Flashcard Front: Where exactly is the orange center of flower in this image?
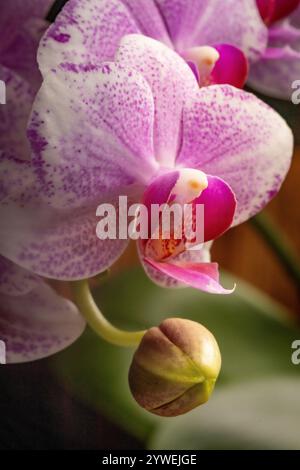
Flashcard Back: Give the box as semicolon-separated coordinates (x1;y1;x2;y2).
144;170;208;261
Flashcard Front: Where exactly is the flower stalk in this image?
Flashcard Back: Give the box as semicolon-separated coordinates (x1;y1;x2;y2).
70;279;146;347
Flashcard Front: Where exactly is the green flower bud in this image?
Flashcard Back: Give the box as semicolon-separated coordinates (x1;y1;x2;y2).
129;318;221;417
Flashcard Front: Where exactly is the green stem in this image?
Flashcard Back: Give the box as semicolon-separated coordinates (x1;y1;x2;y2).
251;213;300;288
71;279;146;347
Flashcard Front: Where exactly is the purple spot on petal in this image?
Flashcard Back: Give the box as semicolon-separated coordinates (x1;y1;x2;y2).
50;32;71;43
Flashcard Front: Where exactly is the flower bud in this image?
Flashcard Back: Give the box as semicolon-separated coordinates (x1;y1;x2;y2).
129;318;221;417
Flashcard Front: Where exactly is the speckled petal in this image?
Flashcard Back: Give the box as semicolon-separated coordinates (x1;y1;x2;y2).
155;0;268;61
138;241;212;288
144;258;234;294
116;35;198;167
28;61;158;209
38;0;140;75
120;0;172;45
0;61;152;279
1;133;132;280
0;282;85;363
177;85;293;225
0;256;40;296
0;197;130;280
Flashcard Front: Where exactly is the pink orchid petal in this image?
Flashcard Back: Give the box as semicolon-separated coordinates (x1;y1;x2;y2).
249;13;300;100
1;18;47;92
38;0;140;76
28;61;158;210
177;85;293;226
0;1;52;89
268;22;300;44
0;0;52;54
248;45;300;99
143;171;180;209
1;70;127;281
0;256;40;297
156;0;268;62
186;60;201;82
249;2;300;100
256;0;300;25
0;193;130;280
194;175;236;242
0;282;85;363
248;13;300;100
39;0;267;81
1;19;48;91
211;44;249;88
0;66;34;161
138;240;212;288
0;156;131;280
119;0;173;46
116;35;198;167
38;0;174;76
144;257;234;294
1;62;137;281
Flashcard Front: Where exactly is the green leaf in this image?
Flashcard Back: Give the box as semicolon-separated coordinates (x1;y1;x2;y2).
150;377;300;450
50;267;299;442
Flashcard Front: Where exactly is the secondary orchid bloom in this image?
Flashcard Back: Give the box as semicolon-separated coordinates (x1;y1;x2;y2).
0;36;293;294
0;3;86;364
38;0;258;89
0;256;85;363
0;1;55;159
249;0;300;98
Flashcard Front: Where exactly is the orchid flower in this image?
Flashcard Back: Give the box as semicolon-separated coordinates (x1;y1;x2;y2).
249;0;300;99
0;2;86;364
38;0;263;89
0;35;293;294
